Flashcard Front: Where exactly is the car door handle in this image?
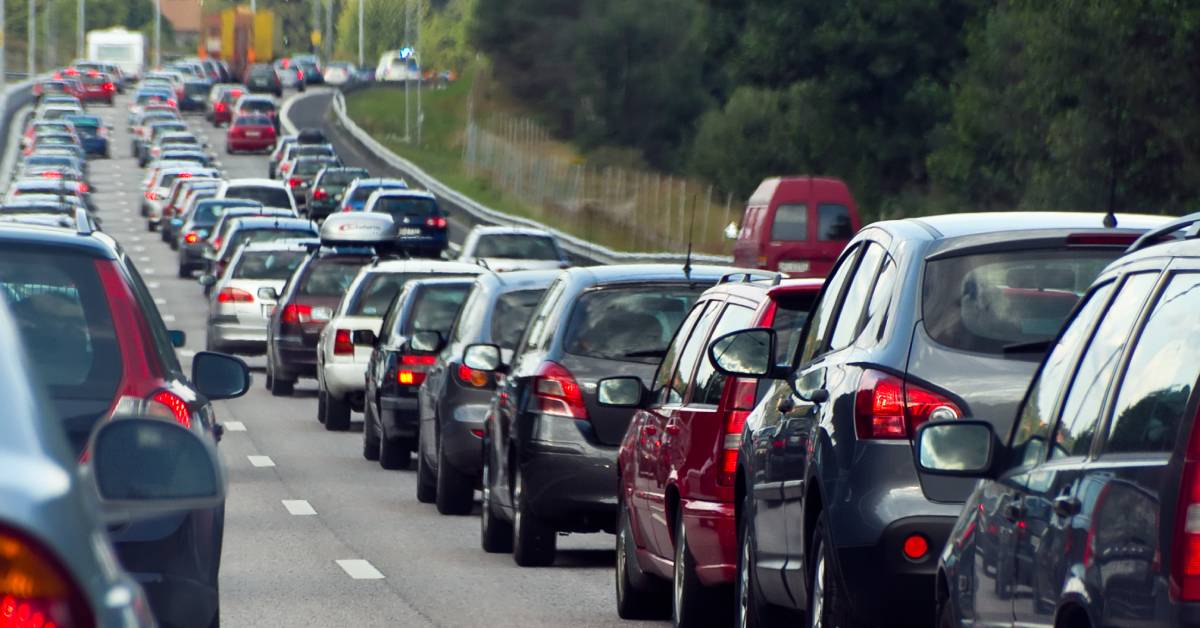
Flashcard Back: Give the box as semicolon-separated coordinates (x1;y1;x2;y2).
1054;496;1081;518
1003;503;1025;522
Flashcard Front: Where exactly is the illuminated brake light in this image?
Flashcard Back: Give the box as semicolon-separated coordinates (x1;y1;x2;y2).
853;370;961;440
333;330;354;356
397;354;436;386
151;390;192;428
534;361;587;419
424;216;448;229
902;534;930;560
145;191;160;201
457;363;490;388
217;287;254;303
76;183;88;194
280;304;330;325
0;525;95;628
288;177;302;188
184;232;200;244
40;171;62;179
313;188;328;200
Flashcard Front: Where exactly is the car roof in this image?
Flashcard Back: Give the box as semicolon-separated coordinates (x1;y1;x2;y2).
469;226;554;238
566;264;747;286
224;178;287;189
368;259;487;275
351;178;405;186
228;216;314;230
239;238;319;252
0;220;118;258
903;212;1171;240
371;189;435;200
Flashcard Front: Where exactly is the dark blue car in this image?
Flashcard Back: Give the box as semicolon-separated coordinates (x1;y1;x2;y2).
363;189;449;258
65;114;110;157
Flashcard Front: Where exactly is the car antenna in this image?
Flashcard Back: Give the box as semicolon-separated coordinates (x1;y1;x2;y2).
683;196;695;279
1103;211;1118;229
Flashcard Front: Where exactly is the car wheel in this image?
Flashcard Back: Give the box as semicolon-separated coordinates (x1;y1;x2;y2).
809;512;858;628
416;431;437;503
268;364;294;396
323;392;351;431
146;220;156;232
379;433;413;470
616;501;669;619
362;401;381;461
435;440;474;515
673;514;729;627
512;468;556;567
936;593;956;628
177;264;191;278
480;449;513;553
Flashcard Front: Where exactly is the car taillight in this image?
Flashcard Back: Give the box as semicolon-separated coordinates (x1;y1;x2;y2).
280;163;291;174
718;378;758;486
184;232;200;244
280;304;330;325
288;177;302;188
167;99;177;108
333;329;354;356
217;287;254;303
424;216;448;229
40;171;62;179
103;82;114;92
313;188;328;200
457;363;490;388
396;353;437;386
0;524;94;628
1171;411;1200;601
215;102;226;112
534;361;587;419
853;370;961;440
76;183;88;194
145;191;160;201
211;237;222;250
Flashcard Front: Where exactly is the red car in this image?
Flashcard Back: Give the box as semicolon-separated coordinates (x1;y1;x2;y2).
731;176;862;278
210;88;244;126
226;113;277;153
78;70;116;105
609;274;823;624
33;79;77;100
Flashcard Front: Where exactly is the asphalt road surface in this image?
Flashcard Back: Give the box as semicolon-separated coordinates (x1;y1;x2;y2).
85;89;655;628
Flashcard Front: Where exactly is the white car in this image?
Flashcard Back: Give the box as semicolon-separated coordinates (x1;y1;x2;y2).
206;239;316;355
457;225;570;271
315;259;486;428
375;50;420;82
217;178;299;215
323;62;356;86
143;167;219;230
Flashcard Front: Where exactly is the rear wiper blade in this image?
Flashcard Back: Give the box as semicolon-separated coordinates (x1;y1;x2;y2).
1002;339;1053;354
625;349;667;358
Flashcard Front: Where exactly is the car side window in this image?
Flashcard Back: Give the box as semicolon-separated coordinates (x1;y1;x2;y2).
1009;281;1114;468
522;278;566;353
377;290;405;346
1104;272;1200;455
1050;273;1157;460
692;304;757;407
796;244;860;365
828;243;885;351
652;301;710;403
855;257;898;348
666;303;720;405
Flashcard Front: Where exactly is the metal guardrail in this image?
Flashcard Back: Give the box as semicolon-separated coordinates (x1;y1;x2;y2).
0;76;48;194
321;89;734;266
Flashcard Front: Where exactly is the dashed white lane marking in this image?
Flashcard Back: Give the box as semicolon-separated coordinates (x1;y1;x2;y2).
282;500;317;516
336;559;385;580
147;282;160;288
247;455;275;467
224;421;246;432
178;349;195;358
133;245;145;251
130;236;142;241
139;256;151;262
154;297;166;304
143;268;156;275
162;314;176;322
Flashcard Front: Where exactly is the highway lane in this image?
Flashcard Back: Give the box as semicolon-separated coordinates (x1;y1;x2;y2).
85;90;653;628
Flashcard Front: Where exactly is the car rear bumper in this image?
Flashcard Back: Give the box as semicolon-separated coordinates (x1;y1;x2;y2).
276;342;318;377
81;138;108;154
228;138;275;152
380;394;419;439
179;244;205;267
521;440;619;534
681;498;737;586
322;361;366;397
440;403;489;477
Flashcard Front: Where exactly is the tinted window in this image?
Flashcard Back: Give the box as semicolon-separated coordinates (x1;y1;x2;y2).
320;170;368;187
474;235;560;260
666;303;720;404
236;115;271;126
798;245;859;363
829;244;885;351
185;83;209;96
693;304;757;406
371;196;438;221
653;303;711;396
923;249;1118;355
1009;282;1114;468
299;258;370;297
772;292;819;365
122;259;182;376
232;250;306;280
491;289;547;350
240;100;276;113
194;202;257;225
523;278;567;352
1051;273;1155;459
770;204;808;241
1105;272;1200;454
563;286;701;364
405;285;472;335
856;259;898;349
225;186;292;209
818;204;854;240
296;159;337;176
347;272;453;317
225;228;313;257
351;183;403;203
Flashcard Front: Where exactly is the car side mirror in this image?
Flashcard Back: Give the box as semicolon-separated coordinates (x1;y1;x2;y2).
168;329;187;348
597;377;646;408
352;329;377;347
914;420;997;477
708;328;776;378
257;286;278;301
199;274;217;287
191;351;250;400
463;343;504;373
88;416;225;524
410;330;443;353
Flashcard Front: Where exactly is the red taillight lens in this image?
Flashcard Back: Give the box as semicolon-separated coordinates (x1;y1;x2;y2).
211;237;222;250
145;191;160;201
853;370;961;440
40;171;62;179
1171;412;1200;601
280;163;291;174
280;303;330;325
217;287;254;303
334;329;354;356
167;99;177;108
313;188;328;200
534;361;587;419
902;534;929;560
151;390;192;429
457;363;490;388
424;216;448;229
214;102;226;112
718;378;758;486
103;82;114;92
184;232;200;244
0;525;94;628
288;177;302;188
76;183;88;194
396;354;436;386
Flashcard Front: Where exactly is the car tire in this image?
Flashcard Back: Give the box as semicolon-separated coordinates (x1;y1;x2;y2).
268;362;294;396
379;433;413;470
416;432;437;503
323;391;351;431
177;264;191;278
936;594;956;628
672;514;730;627
146;220;156;232
480;448;514;553
512;468;556;567
363;400;381;461
809;512;859;628
616;502;669;619
436;440;474;515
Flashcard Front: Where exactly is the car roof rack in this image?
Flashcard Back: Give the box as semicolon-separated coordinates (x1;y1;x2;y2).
718;271;781;285
1126;211;1200;254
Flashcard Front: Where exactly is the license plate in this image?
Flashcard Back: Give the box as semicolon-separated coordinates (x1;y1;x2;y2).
398;227;421;237
779;261;811;273
246;131;261;138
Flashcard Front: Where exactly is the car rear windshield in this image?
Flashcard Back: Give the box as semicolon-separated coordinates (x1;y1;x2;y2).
319;170;367;187
296;159;337;176
226;228;314;257
350;184;402;203
300;257;371;297
371;196;438;221
563;286;702;363
233;250;306;280
923;249;1120;355
290;146;334;160
491;289;546;350
474;235;559;260
225;185;291;208
404;284;472;335
185;83;210;96
347;272;447;317
236;115;271;127
195;202;258;224
0;248;121;400
240;100;276;113
162;135;198;145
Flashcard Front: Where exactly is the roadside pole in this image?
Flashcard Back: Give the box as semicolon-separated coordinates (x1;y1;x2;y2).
27;0;36;77
77;0;85;60
154;0;161;68
358;0;364;67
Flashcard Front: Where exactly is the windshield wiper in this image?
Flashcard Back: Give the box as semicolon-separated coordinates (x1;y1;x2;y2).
625;349;667;358
1002;339;1053;354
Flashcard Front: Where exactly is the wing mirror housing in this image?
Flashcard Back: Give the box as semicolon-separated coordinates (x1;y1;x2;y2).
409;330;444;354
463;343;506;374
914;420;999;478
198;273;217;287
257;286;279;301
191;351;251;400
708;328;778;378
597;376;647;408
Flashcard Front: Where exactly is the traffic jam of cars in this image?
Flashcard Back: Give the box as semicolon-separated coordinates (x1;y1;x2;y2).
2;56;1199;628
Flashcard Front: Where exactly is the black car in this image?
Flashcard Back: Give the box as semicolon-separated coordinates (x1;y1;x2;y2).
920;213;1200;627
0;215;250;628
244;63;283;97
181;79;214;112
363;275;481;459
415;270;557;512
306;166;370;220
705;212;1171;627
469;264;736;565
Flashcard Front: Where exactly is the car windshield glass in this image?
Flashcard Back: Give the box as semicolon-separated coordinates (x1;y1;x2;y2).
300;257;370;296
491;289;547;350
233;250;306;280
404;284;472;335
923;249;1120;355
225;186;291;208
240;100;275;113
372;196;437;221
347;272;444;317
236;115;272;127
474;235;559;260
227;228;314;256
350;184;400;203
185;83;209;96
563;286;702;363
320;170;367;187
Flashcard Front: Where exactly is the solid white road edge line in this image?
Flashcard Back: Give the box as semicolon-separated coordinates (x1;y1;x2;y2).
335;559;385;580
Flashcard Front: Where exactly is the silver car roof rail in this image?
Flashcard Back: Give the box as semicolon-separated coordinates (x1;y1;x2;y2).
1126;211;1200;254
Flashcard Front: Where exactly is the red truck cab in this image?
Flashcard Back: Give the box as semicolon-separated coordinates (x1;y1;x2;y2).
730;176;860;277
